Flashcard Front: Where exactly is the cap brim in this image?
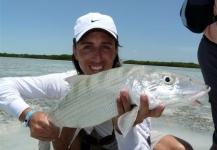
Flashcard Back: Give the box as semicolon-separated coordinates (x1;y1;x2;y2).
75;27;117;42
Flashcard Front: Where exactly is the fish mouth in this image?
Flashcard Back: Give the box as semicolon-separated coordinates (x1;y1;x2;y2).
189;87;211;101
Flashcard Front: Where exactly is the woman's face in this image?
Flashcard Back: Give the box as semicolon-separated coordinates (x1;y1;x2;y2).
73;30;118;75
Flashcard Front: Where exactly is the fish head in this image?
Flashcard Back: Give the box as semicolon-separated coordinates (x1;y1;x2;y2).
145;72;210;107
137;70;210;109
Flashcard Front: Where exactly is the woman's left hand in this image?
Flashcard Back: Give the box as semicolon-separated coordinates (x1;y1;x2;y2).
113;89;165;133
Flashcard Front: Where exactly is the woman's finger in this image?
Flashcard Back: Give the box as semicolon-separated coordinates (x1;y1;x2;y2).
119;89;131;112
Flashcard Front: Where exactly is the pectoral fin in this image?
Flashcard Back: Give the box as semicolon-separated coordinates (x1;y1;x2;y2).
84;126;93;134
117;106;139;137
192;99;202;106
68;128;81;148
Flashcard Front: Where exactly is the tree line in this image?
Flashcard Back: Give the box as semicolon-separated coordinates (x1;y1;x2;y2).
0;53;199;68
0;53;71;61
123;60;199;68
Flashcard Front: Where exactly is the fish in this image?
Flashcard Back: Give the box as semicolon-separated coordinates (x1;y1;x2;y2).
39;65;210;149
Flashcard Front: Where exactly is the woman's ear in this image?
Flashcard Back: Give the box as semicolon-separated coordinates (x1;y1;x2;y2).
73;46;77;60
115;47;118;56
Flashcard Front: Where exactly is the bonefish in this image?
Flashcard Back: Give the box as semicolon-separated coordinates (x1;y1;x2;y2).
39;65;210;149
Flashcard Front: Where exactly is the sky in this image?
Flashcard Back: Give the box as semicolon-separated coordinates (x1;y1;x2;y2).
1;0;203;64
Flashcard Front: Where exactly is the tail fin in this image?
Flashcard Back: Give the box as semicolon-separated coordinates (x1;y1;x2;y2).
38;141;50;150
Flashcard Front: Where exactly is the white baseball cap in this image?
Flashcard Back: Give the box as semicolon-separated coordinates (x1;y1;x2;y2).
74;12;118;42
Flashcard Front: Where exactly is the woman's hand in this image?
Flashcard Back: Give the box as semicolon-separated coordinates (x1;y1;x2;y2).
19;108;59;141
113;89;165;133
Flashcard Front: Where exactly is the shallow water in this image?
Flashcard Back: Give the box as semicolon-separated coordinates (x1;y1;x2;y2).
0;57;214;150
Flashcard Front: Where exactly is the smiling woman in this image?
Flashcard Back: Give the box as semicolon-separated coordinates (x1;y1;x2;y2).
72;12;122;75
0;12;193;150
73;30;118;75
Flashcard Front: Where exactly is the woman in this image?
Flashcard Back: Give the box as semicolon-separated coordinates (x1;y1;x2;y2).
0;12;192;150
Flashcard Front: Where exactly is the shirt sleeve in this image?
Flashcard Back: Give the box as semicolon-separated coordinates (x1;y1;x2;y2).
0;71;75;119
92;117;151;150
180;0;214;33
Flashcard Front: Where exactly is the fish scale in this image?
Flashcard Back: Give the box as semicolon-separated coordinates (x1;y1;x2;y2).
50;67;133;128
40;65;210;149
49;65;210;129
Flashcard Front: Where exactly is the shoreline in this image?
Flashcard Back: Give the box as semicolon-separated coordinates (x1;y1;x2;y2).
0;55;199;68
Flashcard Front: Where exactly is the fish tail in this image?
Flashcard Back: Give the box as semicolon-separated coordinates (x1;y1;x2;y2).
38;141;50;150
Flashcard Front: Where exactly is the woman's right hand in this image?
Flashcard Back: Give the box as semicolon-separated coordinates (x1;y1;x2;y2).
19;108;59;141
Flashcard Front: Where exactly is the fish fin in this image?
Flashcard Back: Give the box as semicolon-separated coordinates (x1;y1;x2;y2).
118;106;139;137
58;126;63;137
84;126;93;134
38;127;62;150
192;99;203;106
38;141;50;150
177;99;203;107
68;128;81;148
65;75;89;86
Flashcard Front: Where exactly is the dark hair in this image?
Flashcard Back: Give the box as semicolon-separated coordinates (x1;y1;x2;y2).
72;30;122;74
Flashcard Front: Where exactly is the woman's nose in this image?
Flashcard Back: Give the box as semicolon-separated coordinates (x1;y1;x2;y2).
92;49;102;62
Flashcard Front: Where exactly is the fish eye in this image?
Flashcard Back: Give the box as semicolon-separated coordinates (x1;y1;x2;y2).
163;75;174;84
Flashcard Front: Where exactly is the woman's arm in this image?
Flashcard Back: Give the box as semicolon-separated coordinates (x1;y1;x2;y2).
0;73;70;118
0;72;74;141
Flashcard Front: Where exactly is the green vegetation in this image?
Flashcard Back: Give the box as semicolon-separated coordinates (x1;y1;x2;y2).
123;60;199;68
0;53;71;61
0;53;199;68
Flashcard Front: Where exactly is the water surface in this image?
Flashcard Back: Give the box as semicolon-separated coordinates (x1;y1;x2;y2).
0;57;214;149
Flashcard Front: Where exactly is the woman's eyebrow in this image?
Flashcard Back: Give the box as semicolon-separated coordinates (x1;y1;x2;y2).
101;42;114;45
79;41;114;45
79;41;93;45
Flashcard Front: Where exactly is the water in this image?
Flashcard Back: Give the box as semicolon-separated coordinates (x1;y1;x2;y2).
0;57;75;136
0;57;74;77
0;57;214;149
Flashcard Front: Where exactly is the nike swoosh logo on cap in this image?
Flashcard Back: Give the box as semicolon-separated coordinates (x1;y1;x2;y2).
91;20;98;23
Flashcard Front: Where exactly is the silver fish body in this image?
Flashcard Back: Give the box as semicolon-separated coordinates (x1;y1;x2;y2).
39;65;210;150
49;65;209;130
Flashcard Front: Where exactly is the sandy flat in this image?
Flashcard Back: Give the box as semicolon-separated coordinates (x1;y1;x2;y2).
0;121;213;150
152;118;213;150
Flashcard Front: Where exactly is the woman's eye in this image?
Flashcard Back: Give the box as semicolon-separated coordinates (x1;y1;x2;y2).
84;45;92;50
102;45;110;49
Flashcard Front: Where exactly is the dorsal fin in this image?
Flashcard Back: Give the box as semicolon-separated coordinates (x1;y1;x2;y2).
65;75;89;86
